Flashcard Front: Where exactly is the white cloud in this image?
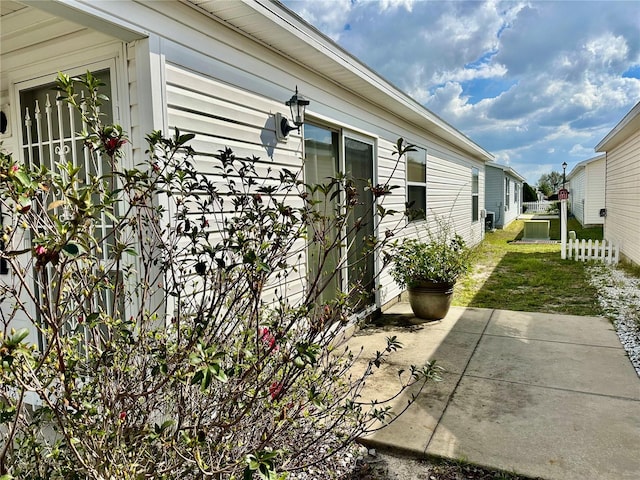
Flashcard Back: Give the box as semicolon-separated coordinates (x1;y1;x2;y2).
378;0;415;12
288;0;355;42
584;34;629;68
431;62;508;85
283;0;640;183
569;144;595;158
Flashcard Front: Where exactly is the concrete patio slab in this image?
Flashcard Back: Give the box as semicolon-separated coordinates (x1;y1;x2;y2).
427;376;640;480
383;305;492;335
466;334;640;399
350;326;483;374
353;305;640;480
486;309;621;347
359;368;460;454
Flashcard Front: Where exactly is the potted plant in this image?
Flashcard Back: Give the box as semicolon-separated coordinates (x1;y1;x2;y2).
389;219;471;320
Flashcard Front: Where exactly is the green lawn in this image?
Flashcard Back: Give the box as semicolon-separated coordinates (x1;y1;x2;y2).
453;220;602;316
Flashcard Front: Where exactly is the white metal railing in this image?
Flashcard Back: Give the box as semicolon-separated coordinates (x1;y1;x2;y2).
565;238;619;264
22;87;119;347
522;201;557;213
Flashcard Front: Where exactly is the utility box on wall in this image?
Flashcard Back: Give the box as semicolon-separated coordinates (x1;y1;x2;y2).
485;211;495;231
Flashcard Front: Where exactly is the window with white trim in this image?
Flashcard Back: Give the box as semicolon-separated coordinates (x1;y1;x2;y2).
505;177;510;210
471;167;479;222
406;147;426;221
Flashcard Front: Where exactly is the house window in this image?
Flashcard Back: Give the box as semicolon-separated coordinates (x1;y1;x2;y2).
514;183;520;207
406;147;426;221
472;167;479;222
505;178;510;210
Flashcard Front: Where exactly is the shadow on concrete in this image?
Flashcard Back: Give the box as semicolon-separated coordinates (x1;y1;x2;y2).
349;222;639;479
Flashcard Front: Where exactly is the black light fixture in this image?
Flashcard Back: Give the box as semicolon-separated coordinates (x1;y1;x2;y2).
276;86;310;141
562;161;567;189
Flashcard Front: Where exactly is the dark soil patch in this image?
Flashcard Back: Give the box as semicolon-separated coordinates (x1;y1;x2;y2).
344;450;545;480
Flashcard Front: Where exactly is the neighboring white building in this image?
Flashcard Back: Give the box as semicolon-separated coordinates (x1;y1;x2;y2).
566;155;605;227
484;163;525;228
0;0;493;336
595;101;640;266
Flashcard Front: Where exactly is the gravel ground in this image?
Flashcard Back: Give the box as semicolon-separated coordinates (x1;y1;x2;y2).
587;262;640;377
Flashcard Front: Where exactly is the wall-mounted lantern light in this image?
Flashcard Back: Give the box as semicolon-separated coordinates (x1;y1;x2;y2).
276;86;310;141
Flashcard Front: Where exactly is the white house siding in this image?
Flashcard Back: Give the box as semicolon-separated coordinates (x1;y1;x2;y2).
567;156;605;227
164;63;308;305
603;130;640;265
584;157;605;226
569;168;586;225
2;0;493;314
424;151;485;243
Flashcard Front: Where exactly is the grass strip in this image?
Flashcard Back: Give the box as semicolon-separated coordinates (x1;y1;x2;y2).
454;220;602;316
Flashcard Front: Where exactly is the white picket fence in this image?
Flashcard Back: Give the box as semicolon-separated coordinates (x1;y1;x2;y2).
565;238;619;264
522;200;557;213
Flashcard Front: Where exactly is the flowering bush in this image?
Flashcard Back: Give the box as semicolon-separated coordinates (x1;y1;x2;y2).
0;73;440;479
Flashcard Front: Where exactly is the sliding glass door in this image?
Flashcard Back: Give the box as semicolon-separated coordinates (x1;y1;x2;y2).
304;124;375;310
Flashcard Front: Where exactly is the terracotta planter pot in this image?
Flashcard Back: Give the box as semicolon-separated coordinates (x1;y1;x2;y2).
407;280;455;321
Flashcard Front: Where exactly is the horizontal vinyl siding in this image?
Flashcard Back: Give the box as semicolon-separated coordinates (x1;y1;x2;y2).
605;129;640;265
571;169;586;225
584;159;605;225
165;64;302;167
376;138;406;303
484;166;503;226
426;152;484;246
164;63;308;302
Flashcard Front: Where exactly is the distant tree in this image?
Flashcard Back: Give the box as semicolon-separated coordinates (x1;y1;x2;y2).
523;182;538;202
537;171;563;197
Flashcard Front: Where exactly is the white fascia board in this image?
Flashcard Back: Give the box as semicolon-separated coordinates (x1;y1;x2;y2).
21;0;148;42
506;167;525;183
567;154;605;180
486;162;525;182
595;101;640;152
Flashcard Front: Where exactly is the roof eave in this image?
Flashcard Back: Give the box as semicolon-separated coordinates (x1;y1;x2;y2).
595;102;640;152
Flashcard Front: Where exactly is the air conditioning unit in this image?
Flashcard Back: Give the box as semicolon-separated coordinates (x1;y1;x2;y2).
485;211;495;231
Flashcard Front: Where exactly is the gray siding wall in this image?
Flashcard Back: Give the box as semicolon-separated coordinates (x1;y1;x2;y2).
503;174;521;227
484;166;521;228
485;165;504;226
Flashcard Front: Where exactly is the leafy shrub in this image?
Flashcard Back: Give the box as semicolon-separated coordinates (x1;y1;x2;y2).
388;216;471;288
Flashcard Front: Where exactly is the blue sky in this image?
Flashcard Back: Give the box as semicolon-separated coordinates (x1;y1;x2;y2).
282;0;640;185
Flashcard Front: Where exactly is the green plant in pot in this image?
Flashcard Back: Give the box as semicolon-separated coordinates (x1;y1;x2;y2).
390;218;470;320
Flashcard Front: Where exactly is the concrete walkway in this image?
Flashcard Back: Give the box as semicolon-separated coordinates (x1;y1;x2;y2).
350;305;640;480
